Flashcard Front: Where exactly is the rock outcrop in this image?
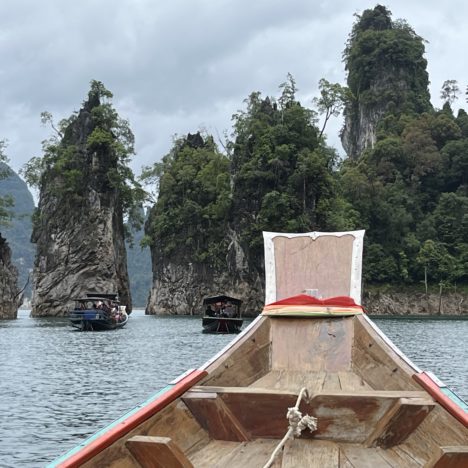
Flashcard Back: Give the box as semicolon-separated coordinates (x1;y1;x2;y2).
0;233;21;319
363;290;468;316
31;91;132;317
341;6;431;159
146;226;264;316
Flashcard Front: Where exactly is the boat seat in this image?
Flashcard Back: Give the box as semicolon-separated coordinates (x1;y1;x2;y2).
182;386;435;446
125;435;193;468
426;446;468;467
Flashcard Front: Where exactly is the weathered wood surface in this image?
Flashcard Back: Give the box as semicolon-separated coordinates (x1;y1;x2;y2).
189;439;281;468
365;397;435;448
82;400;209;468
282;439;339;467
340;445;393;467
250;370;371;392
201;316;271;387
270;317;353;372
352;315;419;391
273;234;355;300
125;436;193;468
398;405;468;467
184;386;431;444
182;392;249;442
426;446;468;468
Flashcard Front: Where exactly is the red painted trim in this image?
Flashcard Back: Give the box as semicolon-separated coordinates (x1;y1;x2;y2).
413;372;468;427
58;369;207;467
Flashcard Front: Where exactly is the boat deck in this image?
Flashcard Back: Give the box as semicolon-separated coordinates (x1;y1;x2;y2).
72;314;468;468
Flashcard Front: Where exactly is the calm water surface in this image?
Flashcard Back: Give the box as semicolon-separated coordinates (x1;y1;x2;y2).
0;311;466;467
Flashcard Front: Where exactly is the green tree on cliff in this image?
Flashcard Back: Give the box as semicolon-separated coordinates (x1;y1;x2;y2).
0;140;13;225
230;75;347;264
22;80;145;232
143;132;231;268
339;6;468;287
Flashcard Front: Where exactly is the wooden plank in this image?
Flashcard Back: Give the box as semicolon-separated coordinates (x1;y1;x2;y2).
201;316;271;388
366;397;435;448
426;446;468;468
322;373;342;391
182;392;249;442
125;436;193;468
282;439;339;467
340;445;393;468
188;441;243;468
270;317;353;372
338;371;372;391
273;235;355;300
194;439;281;468
377;447;421;468
184;387;431;443
352;316;419;391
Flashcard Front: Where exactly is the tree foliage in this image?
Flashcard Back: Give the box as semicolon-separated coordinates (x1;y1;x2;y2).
143;133;232;267
0;141;14;226
22;80;145;231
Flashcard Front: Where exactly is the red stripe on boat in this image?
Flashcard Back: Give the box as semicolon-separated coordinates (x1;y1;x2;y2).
58;368;207;467
413;372;468;427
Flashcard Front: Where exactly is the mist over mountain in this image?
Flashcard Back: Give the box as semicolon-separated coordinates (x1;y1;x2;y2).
0;163;35;300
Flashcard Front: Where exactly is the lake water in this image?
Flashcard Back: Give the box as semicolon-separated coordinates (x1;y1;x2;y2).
0;311;466;467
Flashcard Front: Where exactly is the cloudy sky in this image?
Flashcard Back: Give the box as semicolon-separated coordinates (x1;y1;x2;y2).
1;0;467;187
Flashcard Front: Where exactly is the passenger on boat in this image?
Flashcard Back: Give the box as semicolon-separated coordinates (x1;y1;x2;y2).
205;305;216;317
224;302;236;318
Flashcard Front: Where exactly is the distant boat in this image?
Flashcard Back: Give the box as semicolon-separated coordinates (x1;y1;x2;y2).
52;231;468;467
69;293;128;331
202;294;243;334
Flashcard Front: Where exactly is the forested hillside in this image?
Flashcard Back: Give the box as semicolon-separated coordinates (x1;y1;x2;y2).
0;161;35;298
340;5;468;289
144;5;467;314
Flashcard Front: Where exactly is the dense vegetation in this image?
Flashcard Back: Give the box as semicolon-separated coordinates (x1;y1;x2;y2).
0;142;14;225
144;5;467;294
22;80;145;232
340;5;467;288
0;162;35;296
144;77;355;275
144;132;232;268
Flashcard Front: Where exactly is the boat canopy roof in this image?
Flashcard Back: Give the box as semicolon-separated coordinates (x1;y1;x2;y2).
75;296;120;303
203;295;241;306
86;293;118;300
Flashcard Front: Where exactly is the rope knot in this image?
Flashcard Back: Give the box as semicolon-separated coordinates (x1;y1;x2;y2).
287;406;317;438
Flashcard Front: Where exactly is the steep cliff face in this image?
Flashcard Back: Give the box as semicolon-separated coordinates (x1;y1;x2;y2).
146;227;264;316
31;91;131;317
0;234;21;319
363;291;468;316
341;5;431;158
145;133;264;316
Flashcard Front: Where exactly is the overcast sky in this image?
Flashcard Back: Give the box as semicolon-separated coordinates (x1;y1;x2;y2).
1;0;467;189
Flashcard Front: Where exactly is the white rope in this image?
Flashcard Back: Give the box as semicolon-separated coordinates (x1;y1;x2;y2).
262;388;317;468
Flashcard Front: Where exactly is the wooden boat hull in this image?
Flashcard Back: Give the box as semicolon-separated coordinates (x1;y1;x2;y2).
202;316;243;334
51;312;468;467
51;231;467;467
69;309;128;331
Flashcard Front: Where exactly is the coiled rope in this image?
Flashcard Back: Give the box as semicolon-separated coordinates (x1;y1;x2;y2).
262;387;317;468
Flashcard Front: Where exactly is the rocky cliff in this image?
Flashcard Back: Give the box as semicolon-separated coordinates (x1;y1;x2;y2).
146;227;264;316
0;233;21;319
341;6;431;158
31;88;132;317
363;291;468;316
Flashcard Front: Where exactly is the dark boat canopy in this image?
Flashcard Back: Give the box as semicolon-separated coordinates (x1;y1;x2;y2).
203;295;241;306
86;293;118;300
